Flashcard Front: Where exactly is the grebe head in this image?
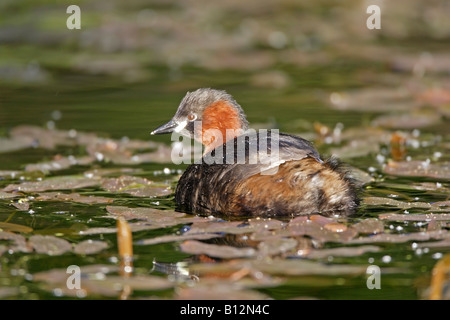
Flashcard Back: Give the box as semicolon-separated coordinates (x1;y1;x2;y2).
151;88;249;150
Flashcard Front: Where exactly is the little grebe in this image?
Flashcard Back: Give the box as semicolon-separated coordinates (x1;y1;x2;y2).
152;88;358;217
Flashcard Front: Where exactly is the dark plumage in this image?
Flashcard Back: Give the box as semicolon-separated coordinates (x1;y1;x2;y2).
152;88;358;217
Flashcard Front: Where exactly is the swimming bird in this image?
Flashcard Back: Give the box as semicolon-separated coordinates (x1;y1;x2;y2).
152;88;358;217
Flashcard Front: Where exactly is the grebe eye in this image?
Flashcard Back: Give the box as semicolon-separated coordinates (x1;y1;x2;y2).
187;114;197;121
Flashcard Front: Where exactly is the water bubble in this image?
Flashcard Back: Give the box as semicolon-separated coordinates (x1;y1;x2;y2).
51;110;62;121
381;255;392;263
268;31;288;49
53;288;63;297
432;252;443;259
163;168;171;175
46;120;55;130
180;226;190;233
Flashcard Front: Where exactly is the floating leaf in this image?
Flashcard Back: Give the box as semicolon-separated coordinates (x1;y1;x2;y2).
0;137;34;153
372;111;441;129
33;265;172;297
176;285;270;300
73;240;109;255
180;240;256;259
305;245;381;259
286;220;357;243
3;176;100;193
0;170;21;178
352;219;384;234
83;168;141;178
0;231;31;253
11;199;30;211
347;230;450;244
257;238;297;256
328;88;419;112
363;197;433;209
137;233;222;246
0;287;19;299
101;176;172;198
379;213;450;221
417;239;450;248
191;258;367;277
28;235;72;255
78;223;163;235
330;140;380;159
25;155;94;173
185;219;283;236
36;192;113;204
384;160;450;180
0;191;19;199
0;222;33;233
0;245;7;257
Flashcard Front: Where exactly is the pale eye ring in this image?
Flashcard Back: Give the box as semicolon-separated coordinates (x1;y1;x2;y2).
187;113;197;121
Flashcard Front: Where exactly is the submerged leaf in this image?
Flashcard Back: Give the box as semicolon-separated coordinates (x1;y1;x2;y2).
28;235;72;255
0;222;33;233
